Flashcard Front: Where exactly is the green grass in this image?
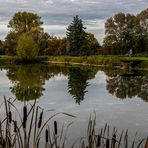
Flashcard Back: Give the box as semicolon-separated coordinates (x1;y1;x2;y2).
45;56;148;69
0;56;47;66
0;55;148;69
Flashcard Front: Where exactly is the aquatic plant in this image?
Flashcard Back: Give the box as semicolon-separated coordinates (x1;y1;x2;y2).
0;97;147;148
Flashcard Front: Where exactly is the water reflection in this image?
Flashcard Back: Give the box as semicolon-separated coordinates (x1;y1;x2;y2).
68;67;97;104
106;71;148;101
4;64;98;103
6;65;53;101
1;64;148;103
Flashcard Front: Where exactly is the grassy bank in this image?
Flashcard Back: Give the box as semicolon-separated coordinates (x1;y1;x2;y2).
0;55;148;70
0;55;18;64
45;56;148;70
0;55;47;66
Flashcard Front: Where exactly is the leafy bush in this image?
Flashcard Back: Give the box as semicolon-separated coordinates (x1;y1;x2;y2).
16;33;39;61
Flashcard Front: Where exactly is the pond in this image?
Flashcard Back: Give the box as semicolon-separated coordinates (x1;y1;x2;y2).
0;64;148;146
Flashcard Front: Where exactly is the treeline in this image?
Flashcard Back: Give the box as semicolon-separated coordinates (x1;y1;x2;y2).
0;12;100;59
0;8;147;59
103;8;148;55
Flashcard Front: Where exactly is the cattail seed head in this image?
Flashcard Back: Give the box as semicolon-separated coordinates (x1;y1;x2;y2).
106;138;110;148
14;121;17;133
96;135;101;147
8;111;12;123
89;134;92;144
45;129;48;143
38;111;43;128
0;137;2;145
23;105;27;128
54;121;57;135
0;138;5;147
23;106;27;119
2;139;5;147
112;133;116;148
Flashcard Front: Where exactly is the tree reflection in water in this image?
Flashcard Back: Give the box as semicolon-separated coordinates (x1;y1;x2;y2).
68;67;97;104
6;64;53;101
3;64;148;103
106;71;148;101
5;64;97;104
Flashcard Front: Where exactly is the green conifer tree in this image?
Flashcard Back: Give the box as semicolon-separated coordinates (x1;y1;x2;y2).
66;15;86;56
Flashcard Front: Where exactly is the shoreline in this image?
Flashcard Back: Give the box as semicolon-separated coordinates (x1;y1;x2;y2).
0;55;148;70
45;56;148;71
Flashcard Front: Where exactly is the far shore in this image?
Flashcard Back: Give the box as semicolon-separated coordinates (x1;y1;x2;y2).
0;55;148;70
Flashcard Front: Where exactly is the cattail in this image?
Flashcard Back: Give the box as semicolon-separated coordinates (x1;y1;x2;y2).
0;137;2;145
0;121;1;134
45;129;48;143
96;135;101;147
106;138;110;148
2;139;5;147
0;138;5;147
13;121;17;133
8;111;12;123
89;134;92;144
8;137;11;147
81;141;85;148
23;105;27;128
38;111;43;128
54;121;57;135
145;137;148;148
112;133;116;148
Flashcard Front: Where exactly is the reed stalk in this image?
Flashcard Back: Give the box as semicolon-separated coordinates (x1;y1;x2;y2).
0;97;146;148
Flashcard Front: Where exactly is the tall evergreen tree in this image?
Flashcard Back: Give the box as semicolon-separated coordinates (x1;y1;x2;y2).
0;40;4;55
66;15;86;56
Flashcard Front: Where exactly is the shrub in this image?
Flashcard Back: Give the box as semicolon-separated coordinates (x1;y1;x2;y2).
16;33;39;61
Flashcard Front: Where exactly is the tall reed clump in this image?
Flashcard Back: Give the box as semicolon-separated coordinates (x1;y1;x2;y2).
80;117;147;148
0;97;147;148
0;97;76;148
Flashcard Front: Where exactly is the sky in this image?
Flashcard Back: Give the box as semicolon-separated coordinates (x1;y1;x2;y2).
0;0;147;43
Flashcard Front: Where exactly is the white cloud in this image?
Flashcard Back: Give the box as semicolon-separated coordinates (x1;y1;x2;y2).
0;0;147;42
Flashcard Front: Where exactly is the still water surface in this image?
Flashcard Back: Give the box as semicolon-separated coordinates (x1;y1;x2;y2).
0;64;148;144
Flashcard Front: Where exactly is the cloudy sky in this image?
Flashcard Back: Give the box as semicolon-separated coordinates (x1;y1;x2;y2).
0;0;147;43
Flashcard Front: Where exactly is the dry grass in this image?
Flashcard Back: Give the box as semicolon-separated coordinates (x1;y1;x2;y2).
0;97;147;148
